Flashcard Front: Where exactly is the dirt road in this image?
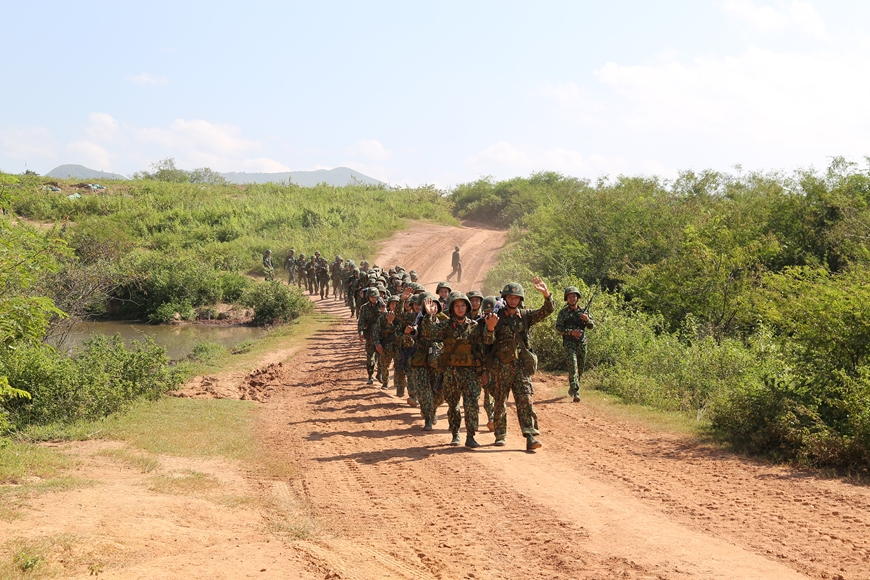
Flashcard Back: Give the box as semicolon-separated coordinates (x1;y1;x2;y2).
5;220;870;579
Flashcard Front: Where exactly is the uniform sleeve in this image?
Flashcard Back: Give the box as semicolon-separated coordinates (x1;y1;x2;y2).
357;307;367;335
421;315;445;341
372;316;383;343
527;294;555;327
555;307;569;334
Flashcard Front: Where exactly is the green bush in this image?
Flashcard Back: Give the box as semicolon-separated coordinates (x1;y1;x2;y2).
188;341;227;363
241;281;312;325
1;335;181;430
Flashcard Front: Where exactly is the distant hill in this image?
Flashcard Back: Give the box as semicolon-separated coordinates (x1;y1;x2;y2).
220;167;383;187
45;164;128;180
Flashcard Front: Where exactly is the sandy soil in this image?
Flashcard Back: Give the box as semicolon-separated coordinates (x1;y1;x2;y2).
4;221;870;579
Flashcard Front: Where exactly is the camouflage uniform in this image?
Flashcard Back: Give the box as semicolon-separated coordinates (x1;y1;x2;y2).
357;294;381;382
409;295;447;428
331;258;344;301
422;312;486;440
263;251;274;281
555;295;595;398
372;305;404;389
295;255;307;288
306;257;317;294
485;293;555;440
285;251;297;284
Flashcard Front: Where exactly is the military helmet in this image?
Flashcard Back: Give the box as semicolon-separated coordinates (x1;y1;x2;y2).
481;295;498;313
447;292;472;317
436;281;452;293
376;298;386;308
289;248;295;253
386;294;400;305
411;282;425;293
455;246;460;251
467;290;483;300
299;253;306;258
314;251;320;256
353;267;360;274
365;287;379;299
336;255;343;261
409;270;418;277
501;282;525;298
266;249;272;253
564;286;582;301
408;293;420;305
420;291;441;313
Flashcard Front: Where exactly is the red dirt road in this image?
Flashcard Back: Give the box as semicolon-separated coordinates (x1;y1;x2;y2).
257;222;870;579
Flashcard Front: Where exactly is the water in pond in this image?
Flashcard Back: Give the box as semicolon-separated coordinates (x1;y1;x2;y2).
49;321;266;361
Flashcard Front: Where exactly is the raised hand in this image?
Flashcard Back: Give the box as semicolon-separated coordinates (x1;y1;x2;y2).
386;312;395;324
423;297;438;315
532;276;549;296
401;287;413;300
484;312;498;331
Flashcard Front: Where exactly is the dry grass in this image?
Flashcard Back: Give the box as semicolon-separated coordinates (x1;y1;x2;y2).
95;448;160;473
147;470;220;495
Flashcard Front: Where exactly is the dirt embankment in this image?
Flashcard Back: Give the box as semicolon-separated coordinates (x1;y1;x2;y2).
4;220;870;579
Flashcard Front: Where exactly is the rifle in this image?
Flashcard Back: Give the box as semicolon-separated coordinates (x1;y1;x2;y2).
582;284;599;314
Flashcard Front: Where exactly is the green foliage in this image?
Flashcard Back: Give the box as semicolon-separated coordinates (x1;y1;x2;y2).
240;281;313;325
472;159;870;472
187;341;227;363
1;336;182;430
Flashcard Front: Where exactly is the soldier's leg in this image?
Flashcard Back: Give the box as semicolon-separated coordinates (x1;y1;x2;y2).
394;351;407;397
510;369;540;437
413;366;435;428
442;368;462;441
364;338;376;382
491;365;511;443
460;368;481;435
483;380;495;430
566;343;580;397
379;350;393;389
457;264;462;283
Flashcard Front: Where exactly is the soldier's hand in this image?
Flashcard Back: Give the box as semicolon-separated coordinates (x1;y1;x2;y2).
580;312;589;323
404;326;414;335
386;312;395;324
484;312;498;331
401;287;413;300
479;372;489;386
423;297;437;315
571;329;582;338
376;344;384;354
532;276;549;296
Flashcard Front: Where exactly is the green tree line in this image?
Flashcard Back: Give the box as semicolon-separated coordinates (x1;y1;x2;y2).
456;159;870;473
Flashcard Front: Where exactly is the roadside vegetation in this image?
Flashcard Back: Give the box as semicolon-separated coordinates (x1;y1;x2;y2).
458;159;870;474
0;164;453;436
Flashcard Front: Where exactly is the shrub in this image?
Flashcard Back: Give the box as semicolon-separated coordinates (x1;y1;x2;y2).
240;281;312;325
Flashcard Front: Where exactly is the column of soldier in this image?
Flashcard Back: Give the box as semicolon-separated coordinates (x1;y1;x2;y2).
279;249;595;453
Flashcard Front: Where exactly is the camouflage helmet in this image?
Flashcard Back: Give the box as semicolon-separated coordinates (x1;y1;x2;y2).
376;298;386;308
336;255;343;261
314;251;321;256
365;287;379;299
289;248;295;253
446;292;472;317
467;290;484;300
376;283;387;293
411;282;426;294
447;290;461;301
299;253;306;258
386;293;400;305
353;267;360;274
360;260;369;268
409;270;418;277
481;295;498;313
564;286;582;301
501;282;525;298
420;291;442;313
436;281;452;293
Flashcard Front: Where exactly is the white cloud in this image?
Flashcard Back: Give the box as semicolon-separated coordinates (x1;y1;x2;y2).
0;127;59;164
127;72;169;86
470;141;626;177
67;141;113;171
351;139;392;162
237;157;292;172
86;113;120;143
721;1;829;40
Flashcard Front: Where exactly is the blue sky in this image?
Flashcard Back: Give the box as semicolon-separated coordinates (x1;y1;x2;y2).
2;1;869;186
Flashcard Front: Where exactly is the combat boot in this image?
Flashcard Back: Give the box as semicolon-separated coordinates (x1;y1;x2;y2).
450;431;461;446
366;373;374;385
423;420;433;431
465;434;480;448
572;394;581;403
525;434;542;451
493;437;506;447
407;397;418;407
381;382;388;390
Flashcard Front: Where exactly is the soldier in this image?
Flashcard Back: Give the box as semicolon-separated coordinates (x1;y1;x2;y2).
467;290;483;318
484;277;554;451
296;253;307;288
357;287;382;384
331;256;344;301
555;286;595;403
348;267;363;318
305;252;320;294
476;295;498;431
409;270;419;283
373;294;405;390
409;291;446;430
446;245;462;283
435;281;452;311
422;292;497;447
263;250;275;281
284;249;297;284
396;287;417;405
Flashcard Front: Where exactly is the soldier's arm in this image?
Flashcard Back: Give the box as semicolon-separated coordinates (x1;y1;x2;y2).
555;308;569;333
357;307;367;335
527;294;555;327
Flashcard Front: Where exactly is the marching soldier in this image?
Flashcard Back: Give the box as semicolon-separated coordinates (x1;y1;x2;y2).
555;286;595;403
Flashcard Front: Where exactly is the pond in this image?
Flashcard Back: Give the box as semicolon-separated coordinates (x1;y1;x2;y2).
49;320;266;361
